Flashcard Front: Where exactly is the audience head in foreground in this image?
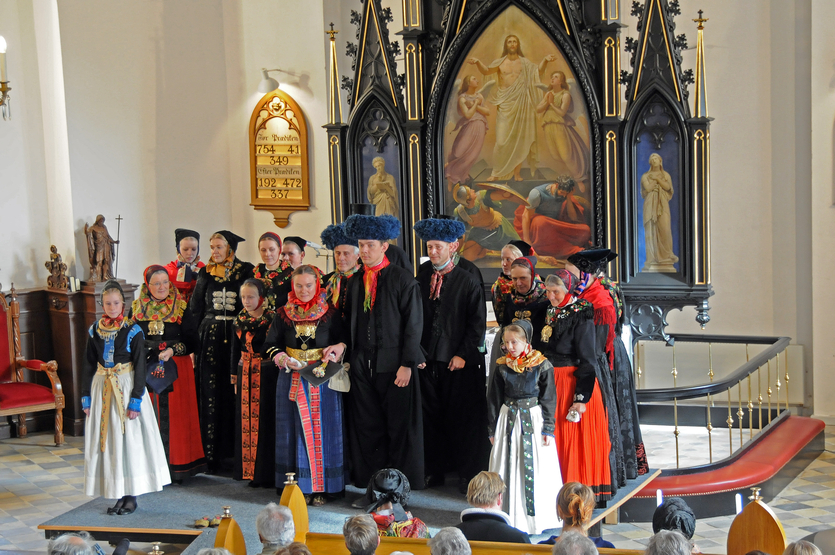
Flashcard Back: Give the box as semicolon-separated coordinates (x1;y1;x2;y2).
48;532;96;555
344;514;380;555
646;530;691;555
429;527;472;555
365;468;430;538
456;472;530;544
275;542;313;555
557;482;595;532
652;497;696;539
552;531;598;555
257;502;296;549
196;550;233;555
783;541;822;555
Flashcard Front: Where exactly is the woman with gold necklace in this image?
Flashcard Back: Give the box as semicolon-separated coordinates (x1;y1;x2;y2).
263;265;347;506
130;265;206;481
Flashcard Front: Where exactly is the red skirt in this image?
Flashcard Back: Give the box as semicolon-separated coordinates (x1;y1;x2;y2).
553;365;614;502
152;355;206;478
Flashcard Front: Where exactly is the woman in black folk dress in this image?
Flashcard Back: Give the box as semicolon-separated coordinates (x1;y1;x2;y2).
254;232;293;310
188;230;254;472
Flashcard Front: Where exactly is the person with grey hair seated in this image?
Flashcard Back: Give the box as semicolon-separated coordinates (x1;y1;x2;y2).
429;527;472;555
256;502;295;555
552;531;598;555
48;532;96;555
196;549;233;555
344;514;380;555
646;530;691;555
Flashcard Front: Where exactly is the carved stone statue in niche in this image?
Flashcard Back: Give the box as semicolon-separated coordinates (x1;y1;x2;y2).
45;245;69;290
84;215;119;282
367;156;399;218
640;153;678;272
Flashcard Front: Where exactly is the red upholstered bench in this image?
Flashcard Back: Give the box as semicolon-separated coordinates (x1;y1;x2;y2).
0;287;65;445
635;415;825;498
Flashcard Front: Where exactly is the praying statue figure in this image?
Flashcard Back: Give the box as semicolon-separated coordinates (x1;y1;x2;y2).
640;153;679;272
367;156;399;218
467;34;557;182
84;215;119;282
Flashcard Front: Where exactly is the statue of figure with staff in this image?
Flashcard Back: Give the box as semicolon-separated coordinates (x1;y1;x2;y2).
84;215;120;282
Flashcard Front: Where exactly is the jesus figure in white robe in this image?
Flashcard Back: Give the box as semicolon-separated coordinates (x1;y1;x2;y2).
468;35;557;181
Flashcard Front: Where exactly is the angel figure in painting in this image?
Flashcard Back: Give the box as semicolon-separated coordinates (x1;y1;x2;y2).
537;71;590;192
641;153;679;272
367;157;399;218
84;215;119;283
444;75;490;191
467;35;556;182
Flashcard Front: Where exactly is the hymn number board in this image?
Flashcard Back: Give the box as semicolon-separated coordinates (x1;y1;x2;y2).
249;89;310;228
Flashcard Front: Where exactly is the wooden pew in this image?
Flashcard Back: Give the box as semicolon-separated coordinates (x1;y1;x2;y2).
726;488;787;555
306;532;646;555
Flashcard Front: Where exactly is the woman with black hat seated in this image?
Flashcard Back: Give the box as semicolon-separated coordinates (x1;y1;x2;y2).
188;230;254;472
130;265;206;481
255;232;293;310
365;468;430;538
165;228;205;303
262;265;347;506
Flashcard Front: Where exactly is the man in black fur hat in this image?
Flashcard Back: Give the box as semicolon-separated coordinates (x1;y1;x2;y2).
414;218;489;492
343;213;425;489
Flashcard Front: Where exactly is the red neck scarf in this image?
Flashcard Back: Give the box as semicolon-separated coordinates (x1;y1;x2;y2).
578;278;618;369
429;259;455;300
284;272;329;322
363;256;390;312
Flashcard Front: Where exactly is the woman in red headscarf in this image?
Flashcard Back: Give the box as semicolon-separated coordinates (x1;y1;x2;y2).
531;269;613;503
164;229;205;303
129;265;206;481
231;278;277;487
262;265;348;506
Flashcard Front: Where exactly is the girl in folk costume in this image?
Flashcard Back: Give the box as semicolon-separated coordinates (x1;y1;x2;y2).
487;320;561;535
82;280;170;515
165;229;205;303
320;224;361;312
280;236;307;270
188;230;254;472
254;232;293;310
231;279;277;487
263;265;348;506
532;271;613;503
130;266;206;480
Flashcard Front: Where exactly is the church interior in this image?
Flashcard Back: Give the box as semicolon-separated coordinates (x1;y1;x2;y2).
1;0;834;554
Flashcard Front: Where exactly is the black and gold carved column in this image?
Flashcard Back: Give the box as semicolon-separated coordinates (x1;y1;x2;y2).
324;24;349;224
690;11;712;325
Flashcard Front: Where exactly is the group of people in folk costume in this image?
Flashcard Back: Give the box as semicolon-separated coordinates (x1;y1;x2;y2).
81;204;645;536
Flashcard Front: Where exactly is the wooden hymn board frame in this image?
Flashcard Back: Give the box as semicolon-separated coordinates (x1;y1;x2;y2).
249;89;310;228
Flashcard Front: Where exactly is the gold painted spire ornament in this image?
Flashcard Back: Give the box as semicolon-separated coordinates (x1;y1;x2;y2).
693;10;709;118
326;23;343;125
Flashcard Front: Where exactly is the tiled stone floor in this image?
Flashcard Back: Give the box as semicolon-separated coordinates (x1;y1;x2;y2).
1;426;834;554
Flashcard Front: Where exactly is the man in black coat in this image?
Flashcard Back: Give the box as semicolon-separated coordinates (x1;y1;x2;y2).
414;218;489;492
456;471;531;544
343;213;425;489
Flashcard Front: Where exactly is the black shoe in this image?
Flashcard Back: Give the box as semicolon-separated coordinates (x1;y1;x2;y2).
107;498;125;515
424;474;445;488
117;496;137;515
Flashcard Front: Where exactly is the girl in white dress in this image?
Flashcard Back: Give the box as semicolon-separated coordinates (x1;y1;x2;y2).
488;319;562;534
82;280;170;514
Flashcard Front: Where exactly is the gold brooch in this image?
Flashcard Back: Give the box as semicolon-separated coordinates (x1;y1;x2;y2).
541;325;552;343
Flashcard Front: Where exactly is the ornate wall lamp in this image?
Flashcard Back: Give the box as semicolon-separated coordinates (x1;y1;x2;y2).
0;36;10;120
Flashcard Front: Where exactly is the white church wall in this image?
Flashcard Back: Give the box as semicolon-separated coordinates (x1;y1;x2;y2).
0;1;52;289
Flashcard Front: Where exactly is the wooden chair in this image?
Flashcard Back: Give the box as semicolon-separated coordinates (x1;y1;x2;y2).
727;488;787;555
0;285;64;445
